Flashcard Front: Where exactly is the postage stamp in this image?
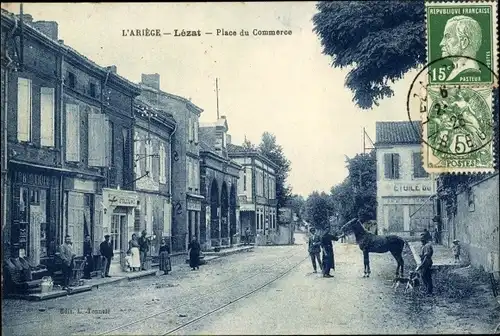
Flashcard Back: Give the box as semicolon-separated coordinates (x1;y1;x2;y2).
425;1;498;86
421;85;495;173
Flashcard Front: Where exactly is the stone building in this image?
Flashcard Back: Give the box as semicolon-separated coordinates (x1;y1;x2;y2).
1;10;141;273
133;94;176;258
199;117;242;250
227;143;278;245
374;121;437;237
138;74;204;252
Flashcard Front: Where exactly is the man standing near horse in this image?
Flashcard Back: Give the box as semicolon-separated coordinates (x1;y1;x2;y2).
320;226;339;278
308;227;322;273
416;232;434;295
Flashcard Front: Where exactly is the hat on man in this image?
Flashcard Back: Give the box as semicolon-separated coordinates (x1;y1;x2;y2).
452;239;460;243
104;234;110;239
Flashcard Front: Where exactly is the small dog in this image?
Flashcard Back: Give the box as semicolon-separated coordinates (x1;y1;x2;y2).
392;271;421;293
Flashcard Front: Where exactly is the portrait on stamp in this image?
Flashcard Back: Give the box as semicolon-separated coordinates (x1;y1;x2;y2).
426;3;497;85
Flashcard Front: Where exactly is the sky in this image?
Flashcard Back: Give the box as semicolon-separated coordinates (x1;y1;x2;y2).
3;2;421;197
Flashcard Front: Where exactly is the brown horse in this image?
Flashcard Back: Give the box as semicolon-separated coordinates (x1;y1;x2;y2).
339;218;406;278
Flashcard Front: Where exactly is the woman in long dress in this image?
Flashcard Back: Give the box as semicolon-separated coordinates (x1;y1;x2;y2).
128;234;141;272
188;236;201;271
158;238;171;275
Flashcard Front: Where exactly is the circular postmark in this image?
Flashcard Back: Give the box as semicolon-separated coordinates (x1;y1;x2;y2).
406;55;498;160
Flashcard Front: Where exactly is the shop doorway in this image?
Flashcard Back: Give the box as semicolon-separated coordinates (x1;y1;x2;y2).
110;213;127;254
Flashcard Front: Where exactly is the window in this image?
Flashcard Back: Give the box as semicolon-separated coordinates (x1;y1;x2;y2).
186;159;192;189
188;117;193;142
146;140;153;172
89;83;97;98
40;87;55;147
65;104;80;162
67;72;76;89
412;152;429;178
193;160;199;191
384;153;400;179
110;215;121;251
88;113;107;167
194;120;199;144
134;132;142;177
17;77;32;142
107;120;114;166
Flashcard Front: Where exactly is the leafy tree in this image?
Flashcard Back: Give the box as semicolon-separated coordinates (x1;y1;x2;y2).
242;136;257;150
330;151;377;224
305;191;333;230
312;1;426;109
258;132;292;209
287;194;306;221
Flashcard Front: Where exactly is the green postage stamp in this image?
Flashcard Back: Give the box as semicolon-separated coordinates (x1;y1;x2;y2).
423;1;498;174
426;1;498;86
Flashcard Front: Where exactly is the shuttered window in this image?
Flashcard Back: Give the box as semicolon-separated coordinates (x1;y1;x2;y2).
107;120;114;166
152;141;159;182
88;113;107;167
194;159;199;191
40;87;55;147
383;153;400;179
65;104;80;162
134;132;142;178
67;192;85;256
194;120;199;144
17;77;32;142
93;194;103;255
159;143;166;184
146;140;153;173
163;200;172;236
412;152;429;178
188;117;193;142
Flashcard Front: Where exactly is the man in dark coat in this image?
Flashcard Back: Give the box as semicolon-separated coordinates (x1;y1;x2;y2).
188;235;201;270
416;232;434;295
138;230;150;270
99;235;114;278
308;227;322;273
83;235;93;279
320;227;339;278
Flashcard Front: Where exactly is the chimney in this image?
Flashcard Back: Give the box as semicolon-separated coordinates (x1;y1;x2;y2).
33;21;58;40
226;134;231;145
106;65;117;74
16;14;34;24
141;73;160;90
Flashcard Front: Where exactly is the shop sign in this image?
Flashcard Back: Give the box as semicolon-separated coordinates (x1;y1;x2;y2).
393;184;433;192
107;191;137;207
14;171;54;187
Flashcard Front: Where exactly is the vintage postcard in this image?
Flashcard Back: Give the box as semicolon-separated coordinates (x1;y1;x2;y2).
1;2;499;336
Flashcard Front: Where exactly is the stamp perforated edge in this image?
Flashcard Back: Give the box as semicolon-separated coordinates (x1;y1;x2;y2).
423;0;499;175
424;0;499;88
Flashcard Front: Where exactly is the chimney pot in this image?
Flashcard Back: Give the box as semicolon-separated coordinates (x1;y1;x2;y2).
33;21;59;40
16;14;34;23
141;73;160;90
226;134;232;145
106;65;117;74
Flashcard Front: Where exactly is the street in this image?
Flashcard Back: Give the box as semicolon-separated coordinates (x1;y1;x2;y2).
2;233;498;335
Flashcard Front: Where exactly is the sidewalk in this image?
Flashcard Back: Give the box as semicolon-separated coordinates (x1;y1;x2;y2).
408;241;468;271
6;245;254;301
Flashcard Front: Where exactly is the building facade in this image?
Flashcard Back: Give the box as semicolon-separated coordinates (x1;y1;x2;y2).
228;143;278;245
375;121;437;237
199;117;242;250
133;94;176;258
138;74;204;252
1;10;141;273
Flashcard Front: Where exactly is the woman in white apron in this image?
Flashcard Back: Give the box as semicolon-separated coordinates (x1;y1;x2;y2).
128;234;141;271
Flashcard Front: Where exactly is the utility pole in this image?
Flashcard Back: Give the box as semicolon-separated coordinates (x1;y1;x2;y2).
363;127;375;154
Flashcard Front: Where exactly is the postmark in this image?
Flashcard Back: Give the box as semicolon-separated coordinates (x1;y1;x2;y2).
406;56;498;174
425;1;498;86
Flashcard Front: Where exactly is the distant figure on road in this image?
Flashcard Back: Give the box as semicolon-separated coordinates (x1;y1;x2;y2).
321;227;339;278
128;233;141;272
138;230;151;270
100;235;114;277
83;234;93;280
58;235;76;289
244;227;251;245
188;235;201;271
158;238;171;275
308;227;322;273
416;232;434;295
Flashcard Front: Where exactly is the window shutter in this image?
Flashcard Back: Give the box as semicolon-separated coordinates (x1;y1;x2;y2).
393;154;400;179
152;142;159;182
88;113;107;167
93;194;103;255
159;144;165;184
66;104;80;162
163;201;172;236
194;120;199;144
134;132;142;178
383;153;392;179
17;78;32;142
134;207;141;232
40;87;55;147
188;117;193;142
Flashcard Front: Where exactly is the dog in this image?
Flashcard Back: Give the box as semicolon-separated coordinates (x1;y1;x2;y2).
392;271;421;293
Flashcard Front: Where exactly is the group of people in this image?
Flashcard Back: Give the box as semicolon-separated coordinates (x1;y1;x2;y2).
307;227;340;278
57;232;204;289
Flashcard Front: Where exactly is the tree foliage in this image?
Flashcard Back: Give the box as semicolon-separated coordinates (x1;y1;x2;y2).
330;151;377;224
258;132;292;209
312;1;426;109
287;194;306;221
305;191;333;230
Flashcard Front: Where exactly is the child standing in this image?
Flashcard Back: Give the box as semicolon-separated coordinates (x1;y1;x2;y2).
452;239;461;263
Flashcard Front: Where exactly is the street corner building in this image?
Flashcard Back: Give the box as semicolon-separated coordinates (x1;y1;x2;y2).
1;10;142;281
227;142;279;246
198;117;242;250
138;73;203;253
374;121;438;238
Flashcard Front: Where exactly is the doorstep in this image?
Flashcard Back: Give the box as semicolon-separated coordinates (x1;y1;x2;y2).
7;269;158;301
408;241;468;272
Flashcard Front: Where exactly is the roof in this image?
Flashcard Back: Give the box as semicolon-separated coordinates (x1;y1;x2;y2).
227;143;258;154
375;121;422;146
227;143;279;171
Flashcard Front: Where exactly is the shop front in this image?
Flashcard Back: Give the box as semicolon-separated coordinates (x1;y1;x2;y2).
9;169;60;266
102;188;138;273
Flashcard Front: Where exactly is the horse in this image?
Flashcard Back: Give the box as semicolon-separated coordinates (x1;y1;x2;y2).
339;218;406;278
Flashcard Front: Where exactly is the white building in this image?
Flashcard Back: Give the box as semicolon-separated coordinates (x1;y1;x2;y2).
375;121;437;237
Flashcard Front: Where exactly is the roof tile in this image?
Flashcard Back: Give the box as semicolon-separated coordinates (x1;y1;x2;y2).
375;121;422;145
